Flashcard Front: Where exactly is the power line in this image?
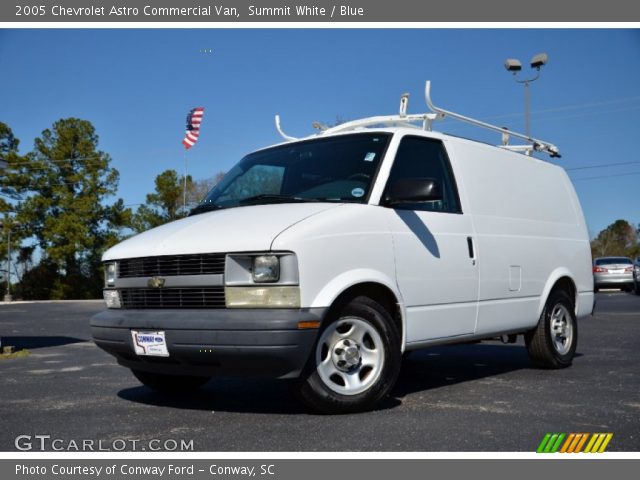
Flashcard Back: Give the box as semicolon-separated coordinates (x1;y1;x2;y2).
529;105;640;123
572;171;640;181
5;156;106;167
442;104;640;130
566;161;640;171
7;160;110;172
478;95;640;122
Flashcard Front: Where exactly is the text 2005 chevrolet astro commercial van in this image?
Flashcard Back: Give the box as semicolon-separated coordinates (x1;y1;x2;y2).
91;82;594;413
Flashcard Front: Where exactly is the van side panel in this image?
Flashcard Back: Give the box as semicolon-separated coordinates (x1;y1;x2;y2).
447;138;593;335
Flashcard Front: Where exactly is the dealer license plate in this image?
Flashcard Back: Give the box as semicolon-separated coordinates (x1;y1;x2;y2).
131;330;169;357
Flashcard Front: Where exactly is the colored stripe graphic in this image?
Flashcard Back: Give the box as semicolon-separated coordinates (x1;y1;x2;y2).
584;433;598;453
537;433;612;453
537;433;552;453
563;433;586;453
598;434;613;453
585;433;614;453
537;433;565;453
573;433;589;453
550;433;565;453
559;433;575;453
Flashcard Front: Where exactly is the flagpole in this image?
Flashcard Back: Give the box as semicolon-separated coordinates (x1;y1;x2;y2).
181;106;204;215
183;149;188;214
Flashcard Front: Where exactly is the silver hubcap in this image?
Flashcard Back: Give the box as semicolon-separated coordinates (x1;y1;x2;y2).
550;304;573;355
315;317;384;396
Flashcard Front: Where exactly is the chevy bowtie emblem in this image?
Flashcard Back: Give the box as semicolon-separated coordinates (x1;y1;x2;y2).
147;276;166;288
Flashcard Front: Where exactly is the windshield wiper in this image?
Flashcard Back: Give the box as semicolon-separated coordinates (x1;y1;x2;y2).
188;203;223;216
238;194;316;205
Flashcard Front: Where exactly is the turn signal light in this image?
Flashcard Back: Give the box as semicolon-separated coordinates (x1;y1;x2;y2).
297;321;321;330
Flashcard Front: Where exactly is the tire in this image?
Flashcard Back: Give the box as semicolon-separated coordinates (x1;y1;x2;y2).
634;282;640;296
525;290;577;369
131;370;210;393
296;296;401;414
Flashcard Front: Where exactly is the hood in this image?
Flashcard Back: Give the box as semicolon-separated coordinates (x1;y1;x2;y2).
104;203;340;261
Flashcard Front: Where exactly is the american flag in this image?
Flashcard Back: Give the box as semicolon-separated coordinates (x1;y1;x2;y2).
182;107;205;150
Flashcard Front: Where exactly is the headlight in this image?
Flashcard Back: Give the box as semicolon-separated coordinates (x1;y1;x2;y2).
225;286;300;308
252;255;280;283
103;289;121;309
104;262;116;287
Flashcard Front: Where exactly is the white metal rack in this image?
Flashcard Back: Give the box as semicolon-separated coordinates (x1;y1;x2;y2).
274;80;561;158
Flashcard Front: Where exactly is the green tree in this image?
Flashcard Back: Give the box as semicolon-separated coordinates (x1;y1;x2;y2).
590;219;638;258
0;122;26;290
132;169;191;233
13;118;130;299
132;170;225;233
0;122;23;208
189;171;225;204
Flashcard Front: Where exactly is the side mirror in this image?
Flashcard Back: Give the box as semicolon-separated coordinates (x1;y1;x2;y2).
384;178;443;206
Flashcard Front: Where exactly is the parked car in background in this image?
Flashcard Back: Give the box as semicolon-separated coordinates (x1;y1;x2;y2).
593;257;635;292
634;258;640;295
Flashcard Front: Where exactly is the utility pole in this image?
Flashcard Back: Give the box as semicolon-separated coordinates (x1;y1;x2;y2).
0;220;20;302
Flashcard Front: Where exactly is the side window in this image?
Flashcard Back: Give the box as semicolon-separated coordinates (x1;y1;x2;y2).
385;136;461;213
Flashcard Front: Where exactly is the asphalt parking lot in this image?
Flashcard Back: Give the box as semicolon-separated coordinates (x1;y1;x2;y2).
1;293;638;452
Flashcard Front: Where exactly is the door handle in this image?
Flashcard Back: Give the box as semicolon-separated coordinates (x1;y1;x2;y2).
467;236;476;265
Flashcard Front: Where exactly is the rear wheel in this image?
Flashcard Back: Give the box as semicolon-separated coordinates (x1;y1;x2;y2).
296;296;401;414
525;290;577;369
131;370;210;393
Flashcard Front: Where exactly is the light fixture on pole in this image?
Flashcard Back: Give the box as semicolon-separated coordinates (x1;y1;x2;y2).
504;53;548;138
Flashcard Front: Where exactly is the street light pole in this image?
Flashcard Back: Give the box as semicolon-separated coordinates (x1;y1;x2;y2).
1;220;20;302
6;227;11;301
504;53;548;139
523;80;531;138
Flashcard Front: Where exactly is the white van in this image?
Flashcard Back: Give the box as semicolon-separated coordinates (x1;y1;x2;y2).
91;82;594;413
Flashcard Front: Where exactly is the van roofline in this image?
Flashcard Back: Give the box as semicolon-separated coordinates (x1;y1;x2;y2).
273;80;561;159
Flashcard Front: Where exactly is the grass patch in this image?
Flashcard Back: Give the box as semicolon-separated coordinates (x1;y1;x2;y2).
0;349;30;360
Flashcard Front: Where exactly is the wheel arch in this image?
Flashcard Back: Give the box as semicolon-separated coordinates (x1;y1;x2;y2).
539;269;577;317
315;276;406;352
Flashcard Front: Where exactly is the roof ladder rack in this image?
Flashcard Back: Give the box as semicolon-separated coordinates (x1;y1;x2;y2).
274;80;561;158
424;81;561;158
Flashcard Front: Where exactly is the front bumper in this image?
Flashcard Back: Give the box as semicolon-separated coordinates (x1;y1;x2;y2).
90;308;326;379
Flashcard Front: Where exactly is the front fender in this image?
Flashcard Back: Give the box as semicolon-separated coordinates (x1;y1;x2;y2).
309;268;407;351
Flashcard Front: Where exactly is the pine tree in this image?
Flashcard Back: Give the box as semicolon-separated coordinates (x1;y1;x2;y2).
13;118;130;298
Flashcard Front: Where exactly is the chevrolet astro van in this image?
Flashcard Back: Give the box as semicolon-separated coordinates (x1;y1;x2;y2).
91;82;594;413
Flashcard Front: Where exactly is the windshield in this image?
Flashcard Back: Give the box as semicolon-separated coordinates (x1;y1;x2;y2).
192;133;390;213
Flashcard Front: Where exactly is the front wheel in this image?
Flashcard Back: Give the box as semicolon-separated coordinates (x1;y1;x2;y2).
131;370;210;393
296;296;401;414
525;290;577;368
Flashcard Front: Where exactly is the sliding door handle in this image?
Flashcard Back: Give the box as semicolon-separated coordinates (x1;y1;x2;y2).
467;236;476;265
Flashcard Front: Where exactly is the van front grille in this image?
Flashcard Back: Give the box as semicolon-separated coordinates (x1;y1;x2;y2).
119;287;226;309
117;254;226;278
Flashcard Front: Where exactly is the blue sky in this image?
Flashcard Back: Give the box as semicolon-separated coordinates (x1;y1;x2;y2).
0;28;638;237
